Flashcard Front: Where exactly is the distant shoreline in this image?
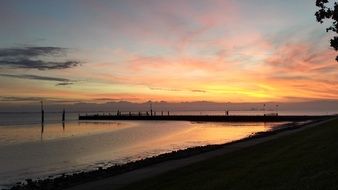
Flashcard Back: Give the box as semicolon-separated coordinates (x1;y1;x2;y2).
7;118;328;190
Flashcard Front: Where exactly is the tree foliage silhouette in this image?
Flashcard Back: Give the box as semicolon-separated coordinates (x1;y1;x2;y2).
315;0;338;61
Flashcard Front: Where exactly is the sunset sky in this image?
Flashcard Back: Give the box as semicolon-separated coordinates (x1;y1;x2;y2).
0;0;337;104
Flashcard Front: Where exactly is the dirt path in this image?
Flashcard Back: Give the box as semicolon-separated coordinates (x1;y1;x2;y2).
66;119;333;190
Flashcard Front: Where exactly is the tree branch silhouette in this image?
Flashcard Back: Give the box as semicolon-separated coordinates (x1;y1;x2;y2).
315;0;338;61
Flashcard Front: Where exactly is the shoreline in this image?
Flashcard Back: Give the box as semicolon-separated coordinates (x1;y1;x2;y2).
7;119;328;190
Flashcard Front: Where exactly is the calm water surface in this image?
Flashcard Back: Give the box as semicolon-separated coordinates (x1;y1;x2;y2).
0;113;290;188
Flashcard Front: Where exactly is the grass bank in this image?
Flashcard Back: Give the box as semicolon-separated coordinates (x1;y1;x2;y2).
122;118;338;190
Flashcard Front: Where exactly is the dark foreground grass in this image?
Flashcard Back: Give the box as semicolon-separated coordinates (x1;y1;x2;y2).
122;118;338;190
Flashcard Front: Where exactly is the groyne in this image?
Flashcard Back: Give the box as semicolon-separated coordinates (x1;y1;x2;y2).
78;114;335;122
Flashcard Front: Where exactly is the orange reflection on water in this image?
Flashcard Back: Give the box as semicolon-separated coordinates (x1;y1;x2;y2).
127;122;277;154
0;121;286;186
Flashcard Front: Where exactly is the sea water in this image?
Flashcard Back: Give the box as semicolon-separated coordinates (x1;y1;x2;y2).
0;112;310;188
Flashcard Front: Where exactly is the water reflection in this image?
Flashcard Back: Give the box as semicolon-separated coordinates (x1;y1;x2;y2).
40;121;66;141
1;121;287;146
0;121;287;187
40;122;44;141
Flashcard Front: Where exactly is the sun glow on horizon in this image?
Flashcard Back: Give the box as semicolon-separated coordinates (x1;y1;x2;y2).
0;0;337;104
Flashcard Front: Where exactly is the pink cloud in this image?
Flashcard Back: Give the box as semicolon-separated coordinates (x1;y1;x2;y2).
265;42;336;73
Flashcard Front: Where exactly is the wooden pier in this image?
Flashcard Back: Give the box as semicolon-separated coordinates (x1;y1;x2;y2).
78;114;335;122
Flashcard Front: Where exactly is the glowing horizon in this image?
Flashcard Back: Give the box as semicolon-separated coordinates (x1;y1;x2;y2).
0;0;337;104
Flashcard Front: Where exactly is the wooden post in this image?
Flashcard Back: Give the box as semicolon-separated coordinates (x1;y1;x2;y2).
62;109;65;122
263;104;266;116
41;101;44;124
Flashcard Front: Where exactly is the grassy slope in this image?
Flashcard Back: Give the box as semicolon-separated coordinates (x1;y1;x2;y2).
122;118;338;190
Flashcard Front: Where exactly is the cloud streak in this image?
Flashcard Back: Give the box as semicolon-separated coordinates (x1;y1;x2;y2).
0;47;65;58
149;86;206;93
55;82;74;86
0;74;76;86
0;96;48;102
0;73;73;82
0;96;81;103
0;47;81;70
